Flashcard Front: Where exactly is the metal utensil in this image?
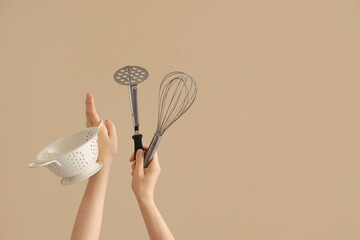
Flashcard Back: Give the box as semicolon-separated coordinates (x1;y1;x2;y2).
144;71;198;167
114;65;149;160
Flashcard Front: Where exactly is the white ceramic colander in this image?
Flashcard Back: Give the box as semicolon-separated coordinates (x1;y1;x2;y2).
29;120;104;186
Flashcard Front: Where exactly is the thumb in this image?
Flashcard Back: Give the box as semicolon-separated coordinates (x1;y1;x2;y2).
105;119;117;140
135;149;144;176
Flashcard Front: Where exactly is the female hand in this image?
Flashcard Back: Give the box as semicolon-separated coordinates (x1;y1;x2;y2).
71;93;118;240
130;148;175;240
85;92;117;170
130;146;161;201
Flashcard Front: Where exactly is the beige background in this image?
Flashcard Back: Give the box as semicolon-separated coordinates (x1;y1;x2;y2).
1;0;360;239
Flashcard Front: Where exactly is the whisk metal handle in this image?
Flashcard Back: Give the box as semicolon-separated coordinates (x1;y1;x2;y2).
132;134;143;160
144;133;162;168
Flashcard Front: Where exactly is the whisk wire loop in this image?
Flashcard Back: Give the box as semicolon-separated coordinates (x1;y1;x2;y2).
145;71;198;167
156;72;197;135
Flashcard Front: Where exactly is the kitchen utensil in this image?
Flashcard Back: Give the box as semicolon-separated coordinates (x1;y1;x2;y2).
113;65;149;160
144;71;198;167
28;120;104;186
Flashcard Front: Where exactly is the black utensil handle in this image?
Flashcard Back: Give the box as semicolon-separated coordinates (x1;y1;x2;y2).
132;134;143;160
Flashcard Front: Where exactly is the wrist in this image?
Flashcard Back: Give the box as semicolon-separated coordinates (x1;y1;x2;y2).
97;156;114;169
136;194;155;206
88;165;110;181
88;158;112;181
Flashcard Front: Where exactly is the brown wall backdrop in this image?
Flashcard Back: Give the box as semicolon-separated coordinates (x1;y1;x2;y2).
1;0;360;239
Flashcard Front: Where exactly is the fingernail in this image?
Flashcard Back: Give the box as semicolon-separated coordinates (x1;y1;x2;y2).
137;149;143;158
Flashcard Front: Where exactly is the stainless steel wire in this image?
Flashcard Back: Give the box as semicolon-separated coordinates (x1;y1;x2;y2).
145;71;198;166
156;71;197;134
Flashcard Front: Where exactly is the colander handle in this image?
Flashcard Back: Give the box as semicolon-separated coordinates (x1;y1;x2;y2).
28;160;62;168
97;120;104;129
94;120;104;141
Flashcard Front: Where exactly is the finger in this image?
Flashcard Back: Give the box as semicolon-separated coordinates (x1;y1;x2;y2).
134;149;144;176
141;145;156;168
131;170;134;177
142;145;149;157
131;162;135;170
99;122;109;137
130;146;147;162
129;152;135;162
146;150;160;170
85;92;101;126
85;93;92;127
105;119;117;141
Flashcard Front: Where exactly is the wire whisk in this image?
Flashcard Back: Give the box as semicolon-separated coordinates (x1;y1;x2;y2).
144;71;198;167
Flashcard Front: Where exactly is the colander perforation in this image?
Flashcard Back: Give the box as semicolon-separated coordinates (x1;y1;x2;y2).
30;121;104;185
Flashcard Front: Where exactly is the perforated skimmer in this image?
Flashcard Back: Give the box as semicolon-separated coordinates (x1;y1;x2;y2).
114;65;149;160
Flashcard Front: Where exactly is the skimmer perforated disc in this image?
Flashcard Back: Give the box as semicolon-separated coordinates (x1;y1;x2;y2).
113;65;149;86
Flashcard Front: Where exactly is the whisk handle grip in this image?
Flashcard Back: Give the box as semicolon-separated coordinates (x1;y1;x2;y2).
144;133;162;168
132;134;143;160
